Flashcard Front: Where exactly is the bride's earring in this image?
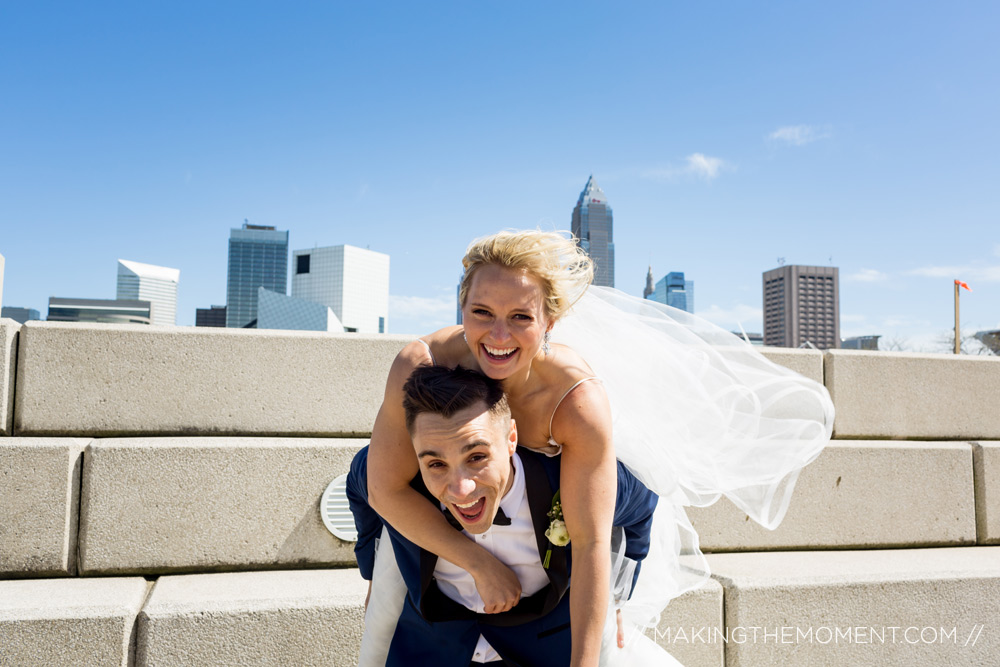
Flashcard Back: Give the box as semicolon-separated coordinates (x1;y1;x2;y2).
542;331;551;355
463;332;468;344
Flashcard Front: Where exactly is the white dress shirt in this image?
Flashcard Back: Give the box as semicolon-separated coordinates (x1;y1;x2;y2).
434;451;550;663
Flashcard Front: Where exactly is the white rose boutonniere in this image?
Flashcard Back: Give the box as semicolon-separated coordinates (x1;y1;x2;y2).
543;490;569;568
545;519;570;546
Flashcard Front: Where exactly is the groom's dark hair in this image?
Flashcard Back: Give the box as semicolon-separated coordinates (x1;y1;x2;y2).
402;365;510;434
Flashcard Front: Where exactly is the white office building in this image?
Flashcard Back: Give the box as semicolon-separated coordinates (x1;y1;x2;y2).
256;288;344;332
291;245;389;333
116;259;180;326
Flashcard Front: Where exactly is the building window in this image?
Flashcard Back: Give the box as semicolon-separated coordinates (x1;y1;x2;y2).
378;317;385;334
296;254;311;274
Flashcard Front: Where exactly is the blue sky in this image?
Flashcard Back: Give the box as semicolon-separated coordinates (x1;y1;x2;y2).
2;2;997;349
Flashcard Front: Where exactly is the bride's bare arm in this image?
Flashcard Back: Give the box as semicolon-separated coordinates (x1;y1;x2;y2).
366;341;522;612
553;380;617;667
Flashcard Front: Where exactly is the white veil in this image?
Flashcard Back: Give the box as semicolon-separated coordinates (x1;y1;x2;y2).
553;286;834;649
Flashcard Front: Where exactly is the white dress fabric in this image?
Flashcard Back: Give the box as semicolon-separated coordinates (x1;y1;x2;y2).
358;286;834;666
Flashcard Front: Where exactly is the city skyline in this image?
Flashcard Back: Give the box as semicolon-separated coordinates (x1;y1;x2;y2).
1;3;997;350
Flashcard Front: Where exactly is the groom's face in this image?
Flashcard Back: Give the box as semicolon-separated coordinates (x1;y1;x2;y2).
412;402;518;535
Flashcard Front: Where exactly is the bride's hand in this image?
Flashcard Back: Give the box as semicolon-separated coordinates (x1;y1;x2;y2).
471;553;522;613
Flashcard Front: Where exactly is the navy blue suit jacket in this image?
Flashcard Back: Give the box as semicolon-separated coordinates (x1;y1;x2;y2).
347;446;657;667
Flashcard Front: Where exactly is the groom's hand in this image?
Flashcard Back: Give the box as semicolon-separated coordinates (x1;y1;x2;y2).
471;554;522;613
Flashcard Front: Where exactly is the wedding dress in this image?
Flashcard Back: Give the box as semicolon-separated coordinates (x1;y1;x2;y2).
358;286;834;666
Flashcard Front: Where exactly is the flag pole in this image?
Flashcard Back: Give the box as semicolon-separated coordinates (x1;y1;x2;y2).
954;280;960;354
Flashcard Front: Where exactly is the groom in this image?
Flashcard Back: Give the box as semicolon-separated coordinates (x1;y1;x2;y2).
346;364;658;666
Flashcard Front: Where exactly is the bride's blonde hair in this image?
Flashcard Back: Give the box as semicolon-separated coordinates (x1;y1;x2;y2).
459;230;594;321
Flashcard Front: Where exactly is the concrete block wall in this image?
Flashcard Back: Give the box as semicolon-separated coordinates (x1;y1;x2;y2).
707;548;1000;666
79;437;367;575
0;577;149;666
688;441;977;551
974;441;1000;544
14;321;412;436
0;438;86;577
0;319;18;435
825;349;1000;439
1;323;999;665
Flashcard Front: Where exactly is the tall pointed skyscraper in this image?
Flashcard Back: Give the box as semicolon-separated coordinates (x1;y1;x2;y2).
643;266;654;299
571;175;614;287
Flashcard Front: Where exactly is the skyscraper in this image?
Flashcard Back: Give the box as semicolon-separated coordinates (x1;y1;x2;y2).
195;305;227;327
226;223;289;328
291;244;389;333
647;271;695;314
1;307;41;324
571;175;614;287
116;259;180;326
763;264;840;349
47;297;151;324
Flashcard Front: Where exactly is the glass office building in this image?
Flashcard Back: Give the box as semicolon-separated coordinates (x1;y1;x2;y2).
47;297;151;324
291;244;389;333
226;223;289;328
256;288;344;332
571;175;615;287
2;307;41;324
195;305;227;327
841;335;880;350
116;259;180;326
649;271;695;314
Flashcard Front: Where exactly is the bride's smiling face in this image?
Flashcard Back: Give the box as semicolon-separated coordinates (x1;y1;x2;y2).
462;264;552;380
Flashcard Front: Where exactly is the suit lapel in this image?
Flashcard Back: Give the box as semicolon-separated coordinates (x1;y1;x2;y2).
519;451;570;597
409;474;445;603
409;473;479;622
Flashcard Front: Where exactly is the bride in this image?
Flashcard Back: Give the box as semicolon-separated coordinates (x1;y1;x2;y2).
361;229;833;665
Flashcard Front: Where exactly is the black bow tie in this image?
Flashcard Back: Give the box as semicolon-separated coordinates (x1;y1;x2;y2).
442;505;511;529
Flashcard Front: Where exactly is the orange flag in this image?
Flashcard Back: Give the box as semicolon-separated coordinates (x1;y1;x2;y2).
955;279;972;292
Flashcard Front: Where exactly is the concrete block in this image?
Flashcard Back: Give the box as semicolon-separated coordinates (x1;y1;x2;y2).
79;437;366;574
974;441;1000;544
688;441;976;551
0;438;88;577
0;576;149;666
647;577;724;667
759;347;824;384
14;322;413;436
707;547;1000;666
0;318;18;435
136;569;366;667
825;349;1000;439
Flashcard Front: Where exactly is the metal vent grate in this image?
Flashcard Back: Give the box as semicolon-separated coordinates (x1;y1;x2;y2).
320;473;358;542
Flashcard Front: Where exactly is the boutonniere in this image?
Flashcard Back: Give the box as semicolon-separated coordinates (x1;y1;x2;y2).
543;490;570;568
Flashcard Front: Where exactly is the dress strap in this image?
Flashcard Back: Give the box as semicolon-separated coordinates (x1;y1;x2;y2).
548;377;602;439
415;339;436;365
